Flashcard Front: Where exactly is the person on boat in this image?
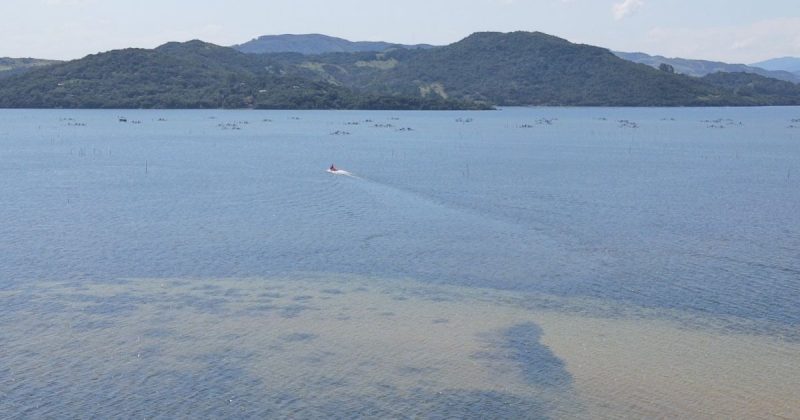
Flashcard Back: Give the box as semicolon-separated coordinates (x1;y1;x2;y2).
330;164;337;171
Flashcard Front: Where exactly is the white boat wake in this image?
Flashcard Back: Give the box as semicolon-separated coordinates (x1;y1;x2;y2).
327;169;355;177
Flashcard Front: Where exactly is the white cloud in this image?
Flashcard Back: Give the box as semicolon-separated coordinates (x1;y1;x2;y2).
612;0;644;20
643;17;800;63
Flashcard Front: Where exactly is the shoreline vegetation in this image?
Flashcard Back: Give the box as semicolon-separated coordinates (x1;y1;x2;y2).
2;31;800;110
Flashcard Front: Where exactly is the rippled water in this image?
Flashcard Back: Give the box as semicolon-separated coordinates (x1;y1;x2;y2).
1;108;799;418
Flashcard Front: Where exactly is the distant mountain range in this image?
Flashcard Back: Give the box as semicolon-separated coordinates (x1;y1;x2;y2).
614;51;800;84
750;57;800;75
232;34;433;55
2;31;800;109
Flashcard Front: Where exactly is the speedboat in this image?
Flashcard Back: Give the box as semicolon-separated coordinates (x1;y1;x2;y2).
327;165;349;175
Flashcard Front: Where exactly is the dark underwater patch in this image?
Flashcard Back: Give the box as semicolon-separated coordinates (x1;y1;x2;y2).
281;332;318;343
321;288;344;295
71;319;116;331
140;328;177;339
505;322;572;388
475;322;573;390
279;304;309;318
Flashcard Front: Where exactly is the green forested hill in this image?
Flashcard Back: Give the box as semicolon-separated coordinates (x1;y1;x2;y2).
2;32;800;109
0;57;60;79
614;51;800;84
369;31;724;106
0;41;483;110
290;32;774;106
700;72;800;105
257;31;800;107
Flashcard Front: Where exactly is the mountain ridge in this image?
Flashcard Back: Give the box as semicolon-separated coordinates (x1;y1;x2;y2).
232;33;434;55
3;32;800;109
277;31;778;106
751;57;800;75
614;51;800;84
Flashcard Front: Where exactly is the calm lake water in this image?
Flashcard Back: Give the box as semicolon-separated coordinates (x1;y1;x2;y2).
1;108;799;418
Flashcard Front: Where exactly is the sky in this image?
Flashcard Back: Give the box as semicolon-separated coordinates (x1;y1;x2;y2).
1;0;798;64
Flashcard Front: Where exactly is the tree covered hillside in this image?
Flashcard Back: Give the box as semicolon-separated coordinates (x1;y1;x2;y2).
3;32;800;108
297;32;726;106
0;41;484;110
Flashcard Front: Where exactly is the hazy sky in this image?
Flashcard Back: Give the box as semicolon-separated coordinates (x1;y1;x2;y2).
1;0;798;63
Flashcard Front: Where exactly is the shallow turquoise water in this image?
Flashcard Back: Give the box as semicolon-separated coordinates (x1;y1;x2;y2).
1;108;799;417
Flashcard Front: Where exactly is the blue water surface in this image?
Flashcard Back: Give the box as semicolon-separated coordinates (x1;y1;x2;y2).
1;107;799;328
